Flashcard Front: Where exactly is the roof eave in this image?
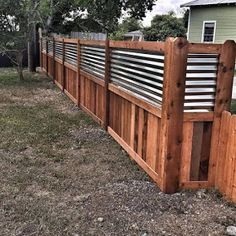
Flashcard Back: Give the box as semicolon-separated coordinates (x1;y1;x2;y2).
181;2;236;7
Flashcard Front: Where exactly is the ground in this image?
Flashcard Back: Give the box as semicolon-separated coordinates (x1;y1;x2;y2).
0;68;235;236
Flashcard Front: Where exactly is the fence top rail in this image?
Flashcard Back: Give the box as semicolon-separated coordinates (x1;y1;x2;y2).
188;43;222;54
109;40;165;53
64;38;78;43
54;37;64;43
42;37;226;55
80;39;106;47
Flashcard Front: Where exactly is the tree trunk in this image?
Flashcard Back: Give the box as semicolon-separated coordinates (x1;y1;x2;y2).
28;24;37;72
16;51;24;80
17;67;24;81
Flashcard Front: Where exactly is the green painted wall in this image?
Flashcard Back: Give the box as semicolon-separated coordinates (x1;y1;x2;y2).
188;5;236;43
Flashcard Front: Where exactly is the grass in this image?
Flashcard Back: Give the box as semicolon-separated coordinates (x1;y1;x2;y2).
0;68;150;235
0;68;236;236
0;69;95;160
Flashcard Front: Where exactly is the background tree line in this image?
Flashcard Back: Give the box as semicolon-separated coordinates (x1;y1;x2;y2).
0;0;188;80
110;11;188;41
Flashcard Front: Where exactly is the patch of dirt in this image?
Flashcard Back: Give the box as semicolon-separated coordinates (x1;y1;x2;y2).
0;70;235;236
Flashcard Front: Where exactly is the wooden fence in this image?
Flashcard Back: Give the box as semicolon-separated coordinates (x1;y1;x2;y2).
216;111;236;202
40;36;236;199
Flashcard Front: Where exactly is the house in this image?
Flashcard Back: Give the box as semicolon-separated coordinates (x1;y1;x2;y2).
123;30;144;41
181;0;236;43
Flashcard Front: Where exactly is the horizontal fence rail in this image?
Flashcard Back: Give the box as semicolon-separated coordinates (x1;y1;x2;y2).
40;37;236;202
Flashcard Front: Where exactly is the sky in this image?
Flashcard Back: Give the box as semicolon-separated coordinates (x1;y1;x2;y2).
142;0;189;26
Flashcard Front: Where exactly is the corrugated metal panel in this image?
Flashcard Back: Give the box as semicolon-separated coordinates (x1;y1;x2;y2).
80;45;105;78
48;39;53;55
55;41;63;59
65;42;77;66
184;53;219;112
42;38;47;52
110;49;165;107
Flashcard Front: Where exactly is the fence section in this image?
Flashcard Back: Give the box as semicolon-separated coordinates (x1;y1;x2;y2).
40;37;236;198
215;111;236;202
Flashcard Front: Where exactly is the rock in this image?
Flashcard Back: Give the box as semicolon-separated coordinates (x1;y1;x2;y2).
97;217;104;223
140;232;148;236
73;194;90;202
196;189;207;199
131;223;139;230
226;226;236;236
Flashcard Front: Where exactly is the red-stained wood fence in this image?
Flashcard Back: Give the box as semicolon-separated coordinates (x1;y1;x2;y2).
215;111;236;202
40;36;236;201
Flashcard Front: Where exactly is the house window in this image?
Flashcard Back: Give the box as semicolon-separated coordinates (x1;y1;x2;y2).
202;21;216;43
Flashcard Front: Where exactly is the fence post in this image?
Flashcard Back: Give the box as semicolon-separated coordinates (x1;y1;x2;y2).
209;40;236;186
159;37;189;193
77;39;81;107
52;37;55;83
62;38;65;91
45;38;48;75
103;39;110;130
39;37;42;70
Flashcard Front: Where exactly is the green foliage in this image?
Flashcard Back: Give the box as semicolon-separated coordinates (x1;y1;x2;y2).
0;0;31;79
183;9;189;29
110;17;142;40
46;0;155;34
231;100;236;114
143;12;187;41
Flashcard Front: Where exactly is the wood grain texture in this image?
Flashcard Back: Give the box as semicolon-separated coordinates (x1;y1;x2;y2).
109;40;165;52
108;127;161;186
159;37;189;193
103;39;110;129
190;122;204;181
180;122;193;184
79;73;105;122
109;84;161;118
209;40;236;186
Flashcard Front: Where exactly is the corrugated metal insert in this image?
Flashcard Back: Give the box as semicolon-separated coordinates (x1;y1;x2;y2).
48;39;53;55
42;38;47;52
80;45;105;79
110;49;164;107
184;53;218;112
65;42;77;66
55;41;63;60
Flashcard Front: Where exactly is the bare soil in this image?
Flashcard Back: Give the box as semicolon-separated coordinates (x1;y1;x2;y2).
0;69;235;236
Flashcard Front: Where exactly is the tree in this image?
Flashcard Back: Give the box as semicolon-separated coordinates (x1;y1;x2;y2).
0;0;29;80
0;0;156;80
78;0;154;33
110;17;142;40
0;0;75;78
45;0;155;34
143;12;186;41
183;9;189;29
